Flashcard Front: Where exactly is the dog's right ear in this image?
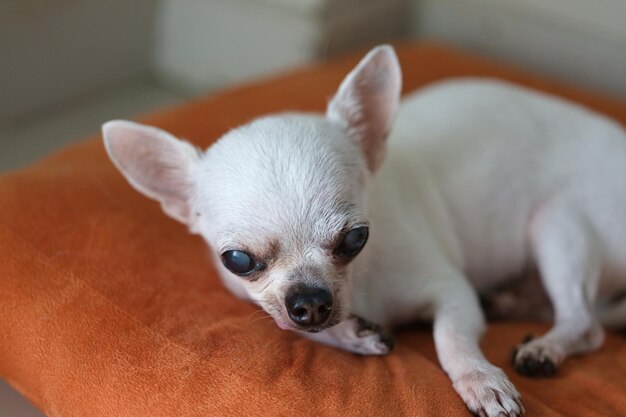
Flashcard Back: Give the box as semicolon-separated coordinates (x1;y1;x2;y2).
327;45;402;172
102;120;200;224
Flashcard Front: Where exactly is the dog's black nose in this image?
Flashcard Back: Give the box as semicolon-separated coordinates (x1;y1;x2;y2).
285;286;333;327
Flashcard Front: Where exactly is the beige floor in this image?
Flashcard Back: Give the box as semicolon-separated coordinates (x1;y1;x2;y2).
0;76;189;416
0;380;45;417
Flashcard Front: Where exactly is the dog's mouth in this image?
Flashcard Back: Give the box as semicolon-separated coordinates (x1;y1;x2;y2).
275;309;342;333
297;315;342;333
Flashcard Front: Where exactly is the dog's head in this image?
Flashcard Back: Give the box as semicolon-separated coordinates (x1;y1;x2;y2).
103;46;401;332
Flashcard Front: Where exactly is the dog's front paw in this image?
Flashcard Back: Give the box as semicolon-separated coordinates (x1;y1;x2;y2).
512;334;561;377
347;315;395;355
453;365;524;417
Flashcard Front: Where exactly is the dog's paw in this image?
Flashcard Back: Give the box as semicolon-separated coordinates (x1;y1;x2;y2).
453;365;524;417
347;316;395;355
512;334;562;377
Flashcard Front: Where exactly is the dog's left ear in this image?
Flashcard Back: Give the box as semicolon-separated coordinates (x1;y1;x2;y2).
327;45;402;172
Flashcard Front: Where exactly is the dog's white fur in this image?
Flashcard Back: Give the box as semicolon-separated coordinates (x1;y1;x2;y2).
103;46;626;417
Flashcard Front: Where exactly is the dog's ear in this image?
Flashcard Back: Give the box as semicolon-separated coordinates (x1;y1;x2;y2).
102;120;200;224
327;45;402;172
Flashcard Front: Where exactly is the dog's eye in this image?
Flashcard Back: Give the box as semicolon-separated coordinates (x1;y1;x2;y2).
221;250;263;276
334;226;369;259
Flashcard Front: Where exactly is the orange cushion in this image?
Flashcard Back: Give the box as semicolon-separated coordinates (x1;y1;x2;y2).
1;42;626;417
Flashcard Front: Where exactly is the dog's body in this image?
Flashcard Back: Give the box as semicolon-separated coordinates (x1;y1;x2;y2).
103;46;626;417
355;78;626;325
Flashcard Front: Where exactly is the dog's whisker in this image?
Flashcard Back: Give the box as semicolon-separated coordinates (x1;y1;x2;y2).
354;268;370;276
249;314;274;325
247;309;268;321
256;280;272;293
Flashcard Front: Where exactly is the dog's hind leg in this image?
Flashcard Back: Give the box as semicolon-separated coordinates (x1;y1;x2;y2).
513;204;605;377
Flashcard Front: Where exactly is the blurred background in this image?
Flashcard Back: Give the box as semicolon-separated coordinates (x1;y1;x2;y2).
1;0;625;413
2;0;626;174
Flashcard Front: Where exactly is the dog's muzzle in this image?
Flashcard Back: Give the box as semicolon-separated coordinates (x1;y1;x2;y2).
284;284;333;330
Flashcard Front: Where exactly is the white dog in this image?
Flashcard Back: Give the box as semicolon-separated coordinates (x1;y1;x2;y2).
103;45;626;417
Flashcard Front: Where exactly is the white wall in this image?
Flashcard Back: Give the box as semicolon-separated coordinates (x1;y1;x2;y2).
0;0;157;122
413;0;626;98
1;0;409;121
154;0;319;94
153;0;410;94
3;0;626;124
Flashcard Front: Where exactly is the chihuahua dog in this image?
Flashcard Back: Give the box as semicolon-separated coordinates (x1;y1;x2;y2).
103;46;626;417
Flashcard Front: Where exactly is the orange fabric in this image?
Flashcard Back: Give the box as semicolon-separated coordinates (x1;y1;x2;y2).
1;42;626;417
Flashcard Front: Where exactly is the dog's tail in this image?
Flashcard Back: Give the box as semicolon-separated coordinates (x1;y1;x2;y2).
598;296;626;328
